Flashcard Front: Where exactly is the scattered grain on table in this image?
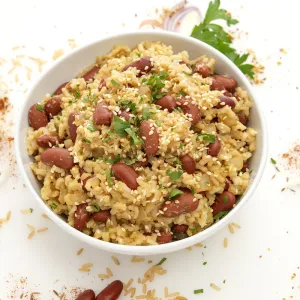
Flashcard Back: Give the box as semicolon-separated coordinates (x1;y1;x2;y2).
111;255;120;265
224;237;228;248
131;256;145;263
210;283;221;291
37;227;48;233
76;248;84;255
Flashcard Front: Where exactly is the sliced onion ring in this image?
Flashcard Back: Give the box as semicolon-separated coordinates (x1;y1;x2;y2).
139;19;163;29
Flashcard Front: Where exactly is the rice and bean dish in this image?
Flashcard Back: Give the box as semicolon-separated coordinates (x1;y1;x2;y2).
26;41;256;245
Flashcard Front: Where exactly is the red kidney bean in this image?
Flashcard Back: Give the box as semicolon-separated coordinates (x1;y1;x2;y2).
161;193;199;217
112;163;139;190
179;60;188;65
157;232;172;244
193;61;212;78
53;82;69;95
93;210;111;223
28;104;49;130
133;158;149;169
37;135;59;148
74;203;89;231
122;56;153;76
40;148;74;169
99;79;107;91
223;91;233;97
156;95;177;112
82;66;100;82
212;191;236;216
242;161;249;172
76;289;95;300
95;280;123;300
237;112;248;125
118;110;131;120
208;138;221;157
172;224;188;233
177;97;201;125
81;175;92;191
216;96;236;109
140;121;159;156
211;74;237;92
44;97;62;118
224;176;233;191
94;102;113;126
68;112;79;143
181;154;196;174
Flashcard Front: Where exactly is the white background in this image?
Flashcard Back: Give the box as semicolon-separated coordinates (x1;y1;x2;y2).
0;0;300;299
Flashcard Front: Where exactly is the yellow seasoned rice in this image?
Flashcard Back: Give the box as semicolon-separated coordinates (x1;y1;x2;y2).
26;41;256;246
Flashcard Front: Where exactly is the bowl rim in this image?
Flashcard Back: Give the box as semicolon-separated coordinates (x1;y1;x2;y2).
15;30;268;255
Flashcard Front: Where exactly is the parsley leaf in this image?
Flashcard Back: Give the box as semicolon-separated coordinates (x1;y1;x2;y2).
111;79;120;87
119;100;137;112
156;257;167;266
191;0;254;78
198;133;216;143
105;154;121;164
103;130;114;142
178;91;186;96
74;85;81;99
166;170;183;182
125;128;142;145
145;71;168;100
51;202;57;209
124;158;136;165
87;122;95;132
223;196;229;203
142;108;155;120
36;104;43;112
213;210;228;220
270;158;276;165
82;137;91;144
194;289;204;294
155;120;162;126
105;169;113;186
169;188;184;200
92;203;100;212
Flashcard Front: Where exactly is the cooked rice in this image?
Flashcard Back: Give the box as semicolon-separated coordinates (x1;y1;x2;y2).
26;224;35;231
210;283;221;291
37;227;48;233
111;255;120;265
228;223;234;234
224;237;228;248
76;248;84;255
232;222;241;228
26;41;256;246
28;231;35;239
98;274;110;279
106;267;113;277
131;256;145;263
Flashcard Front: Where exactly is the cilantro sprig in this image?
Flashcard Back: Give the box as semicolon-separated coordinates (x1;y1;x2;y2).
143;71;168;101
191;0;254;78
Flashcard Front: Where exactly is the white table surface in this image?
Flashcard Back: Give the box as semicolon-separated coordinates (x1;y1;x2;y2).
1;0;300;299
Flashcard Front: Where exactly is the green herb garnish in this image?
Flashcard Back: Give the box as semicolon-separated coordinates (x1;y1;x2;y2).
158;184;163;190
145;71;168;100
119;100;137;112
155;120;162;126
87;122;95;132
179;142;184;149
166;170;183;182
169;188;184;200
191;0;254;78
103;130;114;142
82;137;91;144
83;97;89;103
194;289;204;294
74;85;81;99
199;133;216;143
124;158;136;166
51;202;57;209
142;108;155;120
203;262;207;265
183;71;192;76
111;79;120;87
92;203;100;212
270;158;276;165
105;154;121;164
178;91;187;96
213;210;228;220
92;95;98;103
125;128;142;145
113;116;141;145
36;104;43;112
156;257;167;266
105;169;113;187
135;52;141;57
30;208;33;213
223;196;228;204
191;187;195;195
56;116;60;120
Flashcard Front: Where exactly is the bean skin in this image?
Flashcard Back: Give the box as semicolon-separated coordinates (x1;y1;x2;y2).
44;97;62;118
74;203;89;231
37;135;60;148
81;175;92;191
40;148;74;169
242;161;249;172
224;176;233;191
208;138;221;157
172;232;188;241
212;191;236;216
95;280;123;300
53;82;69;95
161;193;199;217
133;157;149;169
237;112;248;125
94;102;113;126
216;96;236;109
181;154;196;174
82;66;100;82
76;289;95;300
28;104;49;130
211;74;237;92
177;97;201;125
172;224;188;233
157;232;172;244
156;95;177;112
98;79;107;91
193;61;212;78
112;163;139;190
122;56;153;76
118;110;131;120
140;121;159;156
93;210;111;223
68;112;79;143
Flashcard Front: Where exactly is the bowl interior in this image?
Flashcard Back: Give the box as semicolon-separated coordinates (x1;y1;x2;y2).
16;31;267;255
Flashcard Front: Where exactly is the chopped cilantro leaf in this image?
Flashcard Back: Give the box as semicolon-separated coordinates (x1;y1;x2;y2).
113;116;131;136
103;130;114;142
51;202;57;209
92;95;98;103
92;203;100;212
194;289;204;294
199;133;216;143
105;154;121;164
179;142;184;149
111;79;120;87
169;188;184;200
119;100;136;112
135;52;141;57
158;184;163;190
125;128;142;145
30;208;33;213
191;187;195;195
183;71;192;76
82;137;91;144
124;158;136;165
203;261;207;265
155;120;162;126
36;104;43;112
142;108;155;120
223;196;228;204
74;85;81;99
87;122;95;132
144;71;168;100
56;116;60;120
213;210;228;220
166;170;183;182
83;97;89;103
270;158;276;165
178;91;186;96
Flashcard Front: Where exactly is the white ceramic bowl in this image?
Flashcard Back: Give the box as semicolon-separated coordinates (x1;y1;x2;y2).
15;31;267;255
